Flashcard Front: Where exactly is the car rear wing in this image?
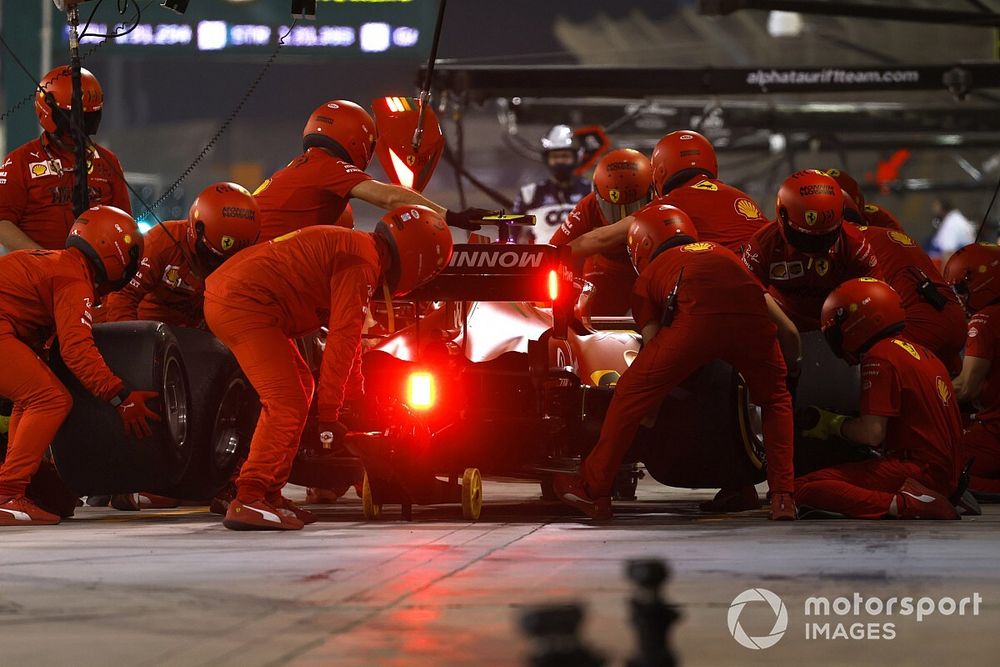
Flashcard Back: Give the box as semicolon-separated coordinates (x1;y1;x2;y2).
406;243;576;339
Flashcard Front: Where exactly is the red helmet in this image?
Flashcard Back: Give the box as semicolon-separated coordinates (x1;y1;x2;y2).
943;243;1000;313
187;182;261;271
821;278;905;364
776;170;844;253
372;96;444;193
650;130;718;196
593;148;653;223
626;204;698;274
374;205;454;296
302;100;376;169
825;168;865;225
35;66;103;135
66;205;143;290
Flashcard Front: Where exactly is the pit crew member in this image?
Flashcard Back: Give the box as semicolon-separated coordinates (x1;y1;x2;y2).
825;168;904;232
742;170;878;331
0;206;158;525
0;66;131;252
852;224;966;374
549;148;653;315
512;125;591;243
553;206;798;521
944;243;1000;493
103;182;261;327
562;130;767;271
795;278;961;519
203;207;453;531
254;100;487;243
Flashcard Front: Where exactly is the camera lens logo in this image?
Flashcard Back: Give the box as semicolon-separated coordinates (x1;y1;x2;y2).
728;588;788;650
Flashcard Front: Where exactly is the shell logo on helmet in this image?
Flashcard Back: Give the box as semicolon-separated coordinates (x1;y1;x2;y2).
734;198;761;220
891;339;921;360
681;242;713;253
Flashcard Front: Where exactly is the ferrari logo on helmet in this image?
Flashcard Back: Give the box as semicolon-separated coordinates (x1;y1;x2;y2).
221;235;235;251
123;234;132;245
805;210;819;226
864;204;880;214
936;376;951;405
608;188;620;204
888;231;914;246
826;169;841;177
892;339;921;360
691;180;718;191
734;198;761;220
814;258;829;276
681;242;713;253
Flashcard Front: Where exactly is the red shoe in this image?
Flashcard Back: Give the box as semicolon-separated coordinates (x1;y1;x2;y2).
552;473;612;520
137;493;179;509
110;493;141;511
896;478;959;520
305;487;345;504
209;486;236;516
268;494;318;525
0;495;61;526
223;499;303;531
699;485;762;513
769;493;798;521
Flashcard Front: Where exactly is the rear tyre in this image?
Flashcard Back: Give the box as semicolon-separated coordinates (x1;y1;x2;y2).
49;322;190;495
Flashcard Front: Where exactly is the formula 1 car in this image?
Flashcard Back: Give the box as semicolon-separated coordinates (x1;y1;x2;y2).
289;217;837;521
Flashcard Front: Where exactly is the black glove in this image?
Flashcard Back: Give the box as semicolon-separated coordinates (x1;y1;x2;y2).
445;207;496;231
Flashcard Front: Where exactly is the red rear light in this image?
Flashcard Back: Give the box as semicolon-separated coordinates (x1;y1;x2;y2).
548;269;559;301
406;371;436;410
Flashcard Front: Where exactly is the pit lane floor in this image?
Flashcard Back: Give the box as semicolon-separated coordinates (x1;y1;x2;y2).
1;479;998;666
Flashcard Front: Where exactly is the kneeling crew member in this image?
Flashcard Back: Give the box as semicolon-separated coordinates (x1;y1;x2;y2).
204;207;453;531
549;148;653;315
104;183;261;327
553;206;798;520
945;243;1000;493
0;206;158;525
795;278;961;519
743;170;878;331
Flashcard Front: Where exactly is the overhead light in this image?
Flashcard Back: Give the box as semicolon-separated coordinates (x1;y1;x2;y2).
161;0;190;14
767;11;803;37
291;0;317;19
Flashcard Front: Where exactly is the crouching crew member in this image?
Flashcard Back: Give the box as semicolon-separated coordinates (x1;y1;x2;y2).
743;170;878;331
0;67;131;251
203;207;453;531
254;100;487;243
553;206;798;520
945;243;1000;493
795;278;961;519
853;225;966;374
0;206;158;525
104;183;261;327
549;148;653;315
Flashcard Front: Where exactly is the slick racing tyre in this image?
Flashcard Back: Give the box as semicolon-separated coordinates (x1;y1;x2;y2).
49;322;191;495
164;327;258;500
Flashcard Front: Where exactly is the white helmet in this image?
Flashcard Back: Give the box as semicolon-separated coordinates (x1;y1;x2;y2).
541;124;578;152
